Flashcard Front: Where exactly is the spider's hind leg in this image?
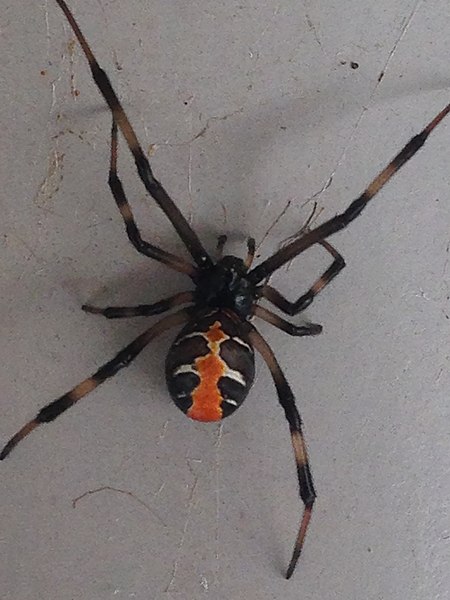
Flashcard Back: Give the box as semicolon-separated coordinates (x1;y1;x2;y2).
253;305;322;336
247;325;315;579
0;309;190;460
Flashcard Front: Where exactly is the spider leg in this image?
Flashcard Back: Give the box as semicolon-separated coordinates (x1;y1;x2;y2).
108;121;196;277
244;237;256;270
54;0;213;270
253;305;322;336
261;240;345;315
247;325;315;579
248;102;450;284
216;235;228;258
0;309;190;460
82;290;194;319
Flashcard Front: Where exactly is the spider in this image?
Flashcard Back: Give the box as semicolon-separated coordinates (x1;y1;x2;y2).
2;0;449;579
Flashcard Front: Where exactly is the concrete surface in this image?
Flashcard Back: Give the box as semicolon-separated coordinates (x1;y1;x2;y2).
1;1;450;599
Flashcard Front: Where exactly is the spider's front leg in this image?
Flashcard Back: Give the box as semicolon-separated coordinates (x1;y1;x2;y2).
82;291;194;319
247;325;315;579
261;240;345;316
107;120;196;278
249;102;450;286
244;237;256;270
55;0;213;270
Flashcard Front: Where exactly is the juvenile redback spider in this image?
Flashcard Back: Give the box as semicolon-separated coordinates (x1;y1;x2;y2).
2;0;449;579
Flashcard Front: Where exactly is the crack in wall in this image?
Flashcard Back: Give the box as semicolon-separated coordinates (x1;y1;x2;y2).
72;484;167;527
34;148;65;209
165;476;200;593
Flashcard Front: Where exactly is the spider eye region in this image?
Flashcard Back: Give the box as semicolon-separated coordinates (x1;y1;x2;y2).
165;311;255;422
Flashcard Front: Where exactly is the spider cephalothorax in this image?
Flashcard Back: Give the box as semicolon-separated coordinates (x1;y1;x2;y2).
2;0;449;580
194;253;257;317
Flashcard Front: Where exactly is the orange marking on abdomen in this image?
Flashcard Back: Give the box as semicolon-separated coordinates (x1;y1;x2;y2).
187;321;229;422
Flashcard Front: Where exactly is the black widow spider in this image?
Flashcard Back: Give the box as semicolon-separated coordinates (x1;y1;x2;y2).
2;0;450;579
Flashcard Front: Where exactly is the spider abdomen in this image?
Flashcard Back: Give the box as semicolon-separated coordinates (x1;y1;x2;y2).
165;310;255;421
